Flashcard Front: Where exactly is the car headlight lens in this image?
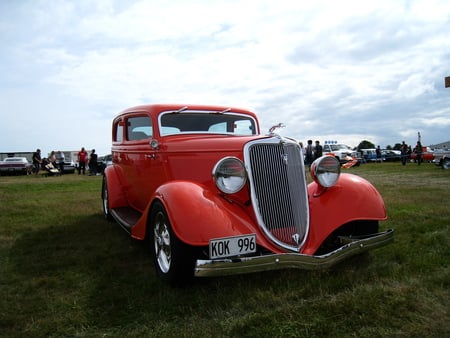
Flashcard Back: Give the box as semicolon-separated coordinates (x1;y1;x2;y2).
213;157;247;194
310;155;340;188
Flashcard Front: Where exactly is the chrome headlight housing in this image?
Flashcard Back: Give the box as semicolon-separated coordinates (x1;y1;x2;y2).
213;157;247;194
310;155;340;188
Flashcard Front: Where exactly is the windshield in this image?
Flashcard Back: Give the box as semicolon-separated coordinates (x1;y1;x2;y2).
159;112;257;136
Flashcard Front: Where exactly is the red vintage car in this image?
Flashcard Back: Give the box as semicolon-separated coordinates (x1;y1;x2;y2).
102;104;393;285
410;146;435;163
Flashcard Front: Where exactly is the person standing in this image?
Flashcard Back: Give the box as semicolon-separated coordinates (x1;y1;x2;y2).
400;141;408;166
414;141;423;165
305;140;313;167
314;140;323;160
77;147;88;174
89;149;98;176
376;146;382;163
32;149;42;175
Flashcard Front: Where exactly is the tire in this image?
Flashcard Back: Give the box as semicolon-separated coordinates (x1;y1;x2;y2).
442;158;450;170
102;176;113;221
150;201;195;286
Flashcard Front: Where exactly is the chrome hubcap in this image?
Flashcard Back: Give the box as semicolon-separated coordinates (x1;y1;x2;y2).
154;212;171;273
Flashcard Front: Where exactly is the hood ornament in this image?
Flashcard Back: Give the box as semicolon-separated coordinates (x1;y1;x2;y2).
268;123;285;134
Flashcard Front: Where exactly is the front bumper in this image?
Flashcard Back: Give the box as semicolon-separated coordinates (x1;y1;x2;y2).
194;229;394;277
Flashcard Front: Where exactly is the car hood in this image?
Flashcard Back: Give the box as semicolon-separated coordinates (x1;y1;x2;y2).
160;134;272;154
157;134;285;188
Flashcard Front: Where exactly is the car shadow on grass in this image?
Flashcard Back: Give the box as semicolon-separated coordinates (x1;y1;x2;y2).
8;214;377;334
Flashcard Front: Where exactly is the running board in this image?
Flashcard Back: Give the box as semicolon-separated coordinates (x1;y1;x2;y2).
111;207;142;232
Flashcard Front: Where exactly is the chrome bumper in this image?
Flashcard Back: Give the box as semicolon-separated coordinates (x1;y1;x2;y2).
194;229;394;277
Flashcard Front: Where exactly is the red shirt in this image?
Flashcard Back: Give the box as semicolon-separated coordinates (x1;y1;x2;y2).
78;151;87;162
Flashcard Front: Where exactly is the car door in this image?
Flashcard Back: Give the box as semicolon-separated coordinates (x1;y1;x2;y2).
121;113;163;212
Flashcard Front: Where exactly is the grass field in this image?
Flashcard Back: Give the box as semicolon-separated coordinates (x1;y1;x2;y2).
1;162;449;337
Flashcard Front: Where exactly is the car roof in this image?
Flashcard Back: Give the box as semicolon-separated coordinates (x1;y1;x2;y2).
116;104;258;119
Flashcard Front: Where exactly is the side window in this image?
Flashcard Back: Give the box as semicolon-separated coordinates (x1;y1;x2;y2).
127;116;152;141
114;122;123;142
233;120;254;135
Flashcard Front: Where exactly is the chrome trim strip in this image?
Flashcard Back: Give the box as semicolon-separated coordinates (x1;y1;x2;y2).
158;110;259;136
194;229;394;277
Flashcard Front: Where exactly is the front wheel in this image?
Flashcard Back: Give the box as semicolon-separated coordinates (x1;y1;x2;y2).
151;201;195;286
442;158;450;170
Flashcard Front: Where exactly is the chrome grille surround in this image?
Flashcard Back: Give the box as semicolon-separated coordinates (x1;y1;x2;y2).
244;137;309;252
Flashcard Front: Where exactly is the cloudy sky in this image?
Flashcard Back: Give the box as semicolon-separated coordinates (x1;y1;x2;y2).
1;0;449;156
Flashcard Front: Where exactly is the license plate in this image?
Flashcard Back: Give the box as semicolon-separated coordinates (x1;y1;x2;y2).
209;234;256;259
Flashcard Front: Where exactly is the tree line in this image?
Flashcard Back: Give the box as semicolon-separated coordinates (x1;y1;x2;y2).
356;140;404;151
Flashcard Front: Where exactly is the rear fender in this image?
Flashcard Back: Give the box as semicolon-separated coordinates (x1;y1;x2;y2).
131;181;267;247
303;173;387;255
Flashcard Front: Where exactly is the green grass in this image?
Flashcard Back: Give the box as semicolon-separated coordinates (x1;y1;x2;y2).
1;163;449;337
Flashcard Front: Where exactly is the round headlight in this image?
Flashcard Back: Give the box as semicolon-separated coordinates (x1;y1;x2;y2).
213;157;247;194
310;155;340;188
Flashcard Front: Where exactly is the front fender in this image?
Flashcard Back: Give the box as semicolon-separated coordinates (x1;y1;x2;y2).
103;165;128;209
133;181;263;247
303;173;387;254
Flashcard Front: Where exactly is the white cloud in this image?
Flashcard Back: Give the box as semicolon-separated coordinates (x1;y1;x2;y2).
397;74;436;99
0;0;449;155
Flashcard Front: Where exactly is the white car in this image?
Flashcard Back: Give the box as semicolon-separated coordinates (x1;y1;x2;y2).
323;143;358;163
433;149;450;169
0;157;33;175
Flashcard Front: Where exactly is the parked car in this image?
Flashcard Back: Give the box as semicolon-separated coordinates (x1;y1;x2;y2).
433;149;450;169
102;104;393;285
322;143;358;163
0;157;33;175
360;148;377;162
382;149;401;162
54;152;76;174
97;154;112;174
60;160;76;174
411;146;434;162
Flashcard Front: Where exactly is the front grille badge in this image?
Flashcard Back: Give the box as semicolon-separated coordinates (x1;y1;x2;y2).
292;233;301;245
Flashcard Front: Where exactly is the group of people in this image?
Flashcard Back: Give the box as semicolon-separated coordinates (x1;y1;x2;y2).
300;140;323;167
31;147;100;176
297;139;425;167
401;140;424;165
77;147;100;175
31;149;61;176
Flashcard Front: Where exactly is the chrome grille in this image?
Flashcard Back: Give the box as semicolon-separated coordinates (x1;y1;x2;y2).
245;138;309;251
